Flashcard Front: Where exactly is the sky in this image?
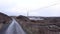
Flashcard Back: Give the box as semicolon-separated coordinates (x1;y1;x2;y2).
0;0;60;16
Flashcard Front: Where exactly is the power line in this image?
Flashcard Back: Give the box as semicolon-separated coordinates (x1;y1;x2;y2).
27;0;60;16
39;1;60;10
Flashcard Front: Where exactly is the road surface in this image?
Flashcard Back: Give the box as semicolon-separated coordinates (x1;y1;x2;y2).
0;18;26;34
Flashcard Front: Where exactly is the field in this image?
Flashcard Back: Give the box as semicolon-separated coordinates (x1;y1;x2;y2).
16;16;60;34
0;12;60;34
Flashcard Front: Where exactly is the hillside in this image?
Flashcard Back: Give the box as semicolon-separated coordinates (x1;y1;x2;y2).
0;12;12;31
16;15;60;34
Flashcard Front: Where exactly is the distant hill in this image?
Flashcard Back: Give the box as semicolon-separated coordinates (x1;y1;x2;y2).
0;12;12;24
0;12;12;31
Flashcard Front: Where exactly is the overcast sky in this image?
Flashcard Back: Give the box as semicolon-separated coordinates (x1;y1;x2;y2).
0;0;60;16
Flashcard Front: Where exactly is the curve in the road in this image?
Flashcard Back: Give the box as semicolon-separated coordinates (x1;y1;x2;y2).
5;18;26;34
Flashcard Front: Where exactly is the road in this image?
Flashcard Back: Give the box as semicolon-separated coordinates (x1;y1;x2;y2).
0;18;26;34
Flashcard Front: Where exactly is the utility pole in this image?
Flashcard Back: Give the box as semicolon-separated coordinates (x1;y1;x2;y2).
27;8;29;17
27;11;29;16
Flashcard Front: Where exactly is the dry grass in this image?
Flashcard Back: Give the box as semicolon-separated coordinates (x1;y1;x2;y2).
15;16;60;34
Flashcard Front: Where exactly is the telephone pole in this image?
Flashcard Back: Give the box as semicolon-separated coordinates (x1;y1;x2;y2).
27;11;29;16
26;8;29;16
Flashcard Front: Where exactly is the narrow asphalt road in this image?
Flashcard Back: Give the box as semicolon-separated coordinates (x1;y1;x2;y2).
0;18;26;34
